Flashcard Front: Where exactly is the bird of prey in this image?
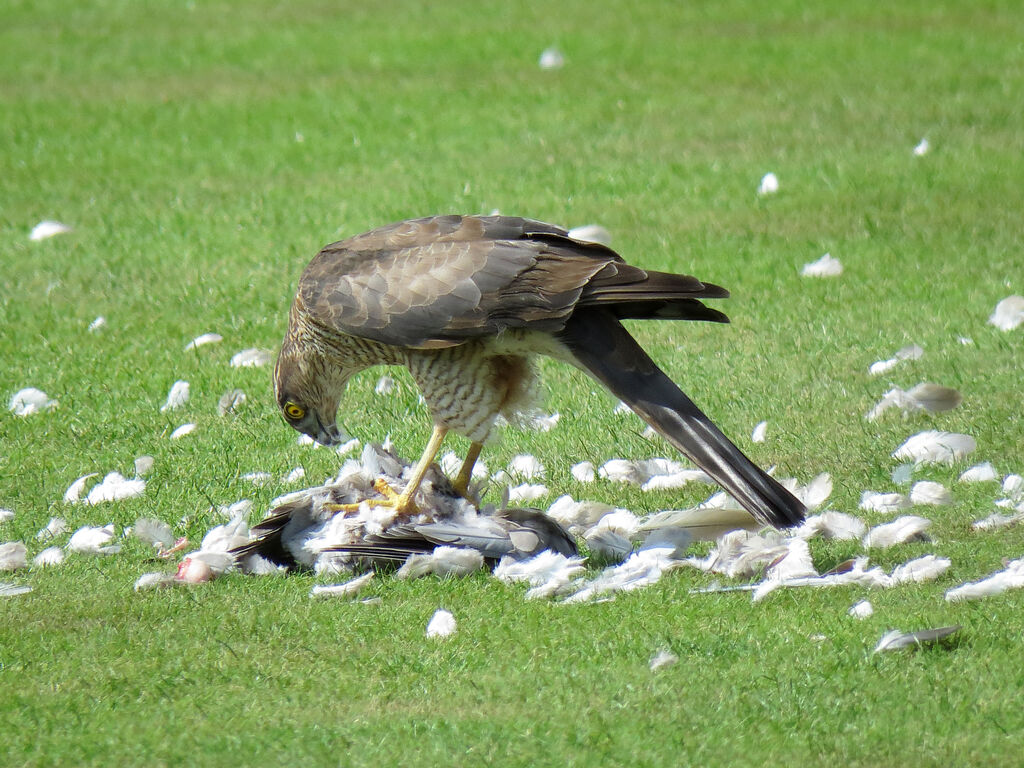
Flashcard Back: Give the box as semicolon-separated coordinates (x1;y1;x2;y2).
273;215;806;529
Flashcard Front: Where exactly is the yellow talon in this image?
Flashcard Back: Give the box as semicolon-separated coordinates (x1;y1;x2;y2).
322;477;418;515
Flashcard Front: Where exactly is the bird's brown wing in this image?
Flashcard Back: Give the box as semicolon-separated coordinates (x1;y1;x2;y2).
297;215;726;349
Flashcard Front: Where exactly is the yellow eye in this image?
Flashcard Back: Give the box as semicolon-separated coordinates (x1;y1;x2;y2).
284;402;305;420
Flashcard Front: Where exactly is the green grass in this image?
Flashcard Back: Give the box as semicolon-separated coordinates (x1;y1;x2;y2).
2;0;1024;765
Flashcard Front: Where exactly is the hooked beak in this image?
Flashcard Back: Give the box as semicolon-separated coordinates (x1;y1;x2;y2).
314;418;345;446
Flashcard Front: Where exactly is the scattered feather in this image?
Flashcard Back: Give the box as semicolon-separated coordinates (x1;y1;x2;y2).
796;511;866;541
571;461;596;483
971;510;1024;531
910;481;952;506
134;572;177;591
310;572;375;599
524;411;560;431
794;473;833;511
29;220;72;240
494;551;587;599
751;420;768;443
336;438;361;456
752;556;891;602
892;430;975;465
1;583;32;597
218;389;247;415
649;649;679;672
584;528;633;562
866;383;962;420
68;524;121;555
133;518;175;549
230;347;272;367
84;472;145;505
0;542;28;571
374;375;395;395
862;515;932;548
426;608;457;638
170;423;196;439
859;491;911;514
397;547;485;579
757;172;779;196
88;316;106;332
33;546;65;567
184;333;222;351
1002;474;1024;500
801;253;842;278
988;295;1024;331
507;483;548;504
868;344;923;376
37;517;68;540
538;47;564;70
0;509;13;524
508;454;545;480
64;473;98;504
9;387;58;416
567;224;612;246
891;463;915;485
912;138;930;156
946;558;1024;601
284;467;306;484
564;546;683;603
134;455;155;476
160;380;190;412
849;600;873;619
641;469;712;491
642;506;761;543
889;554;951;584
873;626;959;653
243;471;273;486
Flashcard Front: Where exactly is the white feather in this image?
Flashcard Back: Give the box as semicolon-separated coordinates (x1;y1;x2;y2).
33;546;65;567
889;554;951;584
538;47;564;70
848;600;874;619
859;491;911;514
757;172;779;195
88;316;106;332
910;481;952;506
84;472;145;505
310;572;375;599
649;649;679;671
506;483;548;504
374;375;395;395
64;473;98;504
567;224;612;246
795;511;866;541
570;461;596;483
29;220;72;240
426;608;457;638
873;626;959;653
184;333;222;351
892;430;975;465
751;420;768;443
9;387;58;416
862;515;932;548
801;253;842;277
170;423;196;440
230;348;272;367
912;138;930;156
988;295;1024;331
945;558;1024;602
160;380;190;412
508;454;545;480
36;517;68;540
134;455;155;476
134;572;177;591
495;550;587;599
132;517;175;548
396;547;484;579
68;524;120;555
0;542;28;571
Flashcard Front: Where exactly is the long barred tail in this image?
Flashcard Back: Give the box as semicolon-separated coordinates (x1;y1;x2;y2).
558;310;806;529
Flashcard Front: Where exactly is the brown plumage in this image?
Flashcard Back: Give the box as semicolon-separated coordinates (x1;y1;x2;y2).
273;215;805;529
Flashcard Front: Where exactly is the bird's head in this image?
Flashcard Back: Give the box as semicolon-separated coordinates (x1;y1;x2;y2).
273;335;350;446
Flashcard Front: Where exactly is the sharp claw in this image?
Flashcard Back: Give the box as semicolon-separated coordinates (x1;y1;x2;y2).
322;478;418;515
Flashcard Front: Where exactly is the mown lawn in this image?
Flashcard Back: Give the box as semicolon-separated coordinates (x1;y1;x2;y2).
2;0;1022;765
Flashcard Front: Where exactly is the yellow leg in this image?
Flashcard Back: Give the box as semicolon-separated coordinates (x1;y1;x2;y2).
452;442;483;496
324;424;448;516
